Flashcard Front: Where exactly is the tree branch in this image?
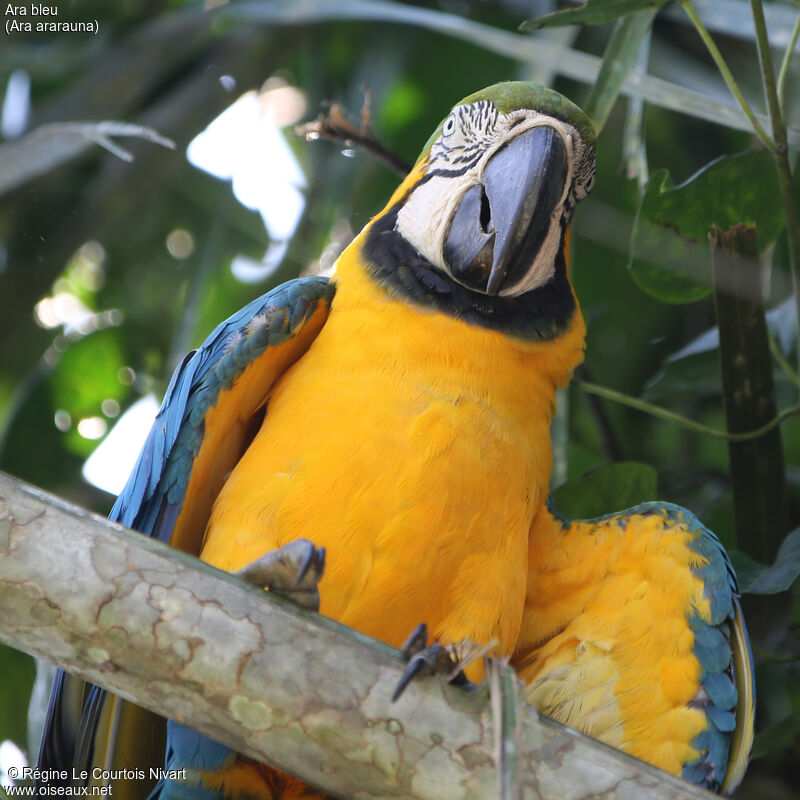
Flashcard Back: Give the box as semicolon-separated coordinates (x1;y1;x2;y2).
710;223;789;562
0;471;713;799
296;94;412;177
0;122;175;198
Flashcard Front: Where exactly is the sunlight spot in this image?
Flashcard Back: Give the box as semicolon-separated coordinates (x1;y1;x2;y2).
54;409;71;432
35;292;93;331
33;241;115;338
1;69;30;139
101;398;121;418
75;241;106;290
117;367;135;385
0;739;27;789
77;416;107;440
187;78;308;284
166;229;195;259
82;394;159;495
231;242;289;284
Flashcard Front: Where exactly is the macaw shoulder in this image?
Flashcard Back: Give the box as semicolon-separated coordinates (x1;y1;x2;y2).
607;502;739;620
111;275;335;550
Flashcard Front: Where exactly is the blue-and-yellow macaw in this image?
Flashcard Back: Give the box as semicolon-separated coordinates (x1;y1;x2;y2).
37;82;753;798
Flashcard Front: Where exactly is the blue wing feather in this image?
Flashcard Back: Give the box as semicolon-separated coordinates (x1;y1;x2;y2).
147;722;237;800
108;276;333;541
584;503;754;794
37;276;335;798
651;503;756;795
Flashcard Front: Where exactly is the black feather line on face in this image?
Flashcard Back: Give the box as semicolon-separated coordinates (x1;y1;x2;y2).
360;203;575;341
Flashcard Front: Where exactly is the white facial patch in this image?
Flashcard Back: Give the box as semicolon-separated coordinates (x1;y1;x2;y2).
395;175;479;270
393;102;593;297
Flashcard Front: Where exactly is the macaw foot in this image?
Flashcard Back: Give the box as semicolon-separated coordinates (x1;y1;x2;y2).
234;538;326;612
391;623;473;701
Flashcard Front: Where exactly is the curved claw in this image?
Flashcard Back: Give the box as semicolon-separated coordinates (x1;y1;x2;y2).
400;622;429;659
393;622;478;702
296;542;326;587
392;642;454;702
235;538;325;611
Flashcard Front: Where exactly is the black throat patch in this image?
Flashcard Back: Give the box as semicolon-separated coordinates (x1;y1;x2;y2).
361;202;576;341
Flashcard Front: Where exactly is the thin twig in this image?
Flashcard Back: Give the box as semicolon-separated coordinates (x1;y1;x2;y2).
574;379;800;442
679;0;776;151
573;364;624;461
360;85;373;136
750;0;800;390
623;20;653;192
777;8;800;110
295;95;412;177
768;327;800;389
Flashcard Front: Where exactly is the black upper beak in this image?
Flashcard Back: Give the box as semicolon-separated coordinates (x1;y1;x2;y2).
443;125;568;296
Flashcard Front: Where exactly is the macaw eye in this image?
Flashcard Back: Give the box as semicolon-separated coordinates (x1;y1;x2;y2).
442;115;456;136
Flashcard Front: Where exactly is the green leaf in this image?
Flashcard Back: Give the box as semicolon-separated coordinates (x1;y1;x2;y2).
522;0;669;30
50;330;127;419
644;297;798;401
0;644;35;752
629;151;785;304
643;349;722;402
49;329;128;457
584;9;658;132
728;549;765;592
552;461;658;519
731;528;800;595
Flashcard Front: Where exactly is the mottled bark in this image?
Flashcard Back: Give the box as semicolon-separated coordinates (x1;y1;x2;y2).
0;471;712;800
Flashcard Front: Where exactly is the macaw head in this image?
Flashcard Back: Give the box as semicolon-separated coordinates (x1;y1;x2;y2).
405;82;597;294
355;82;596;340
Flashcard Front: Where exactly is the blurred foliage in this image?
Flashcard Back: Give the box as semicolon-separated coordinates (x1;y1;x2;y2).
552;460;659;518
523;0;670;29
732;528;800;595
1;0;799;796
631;150;785;303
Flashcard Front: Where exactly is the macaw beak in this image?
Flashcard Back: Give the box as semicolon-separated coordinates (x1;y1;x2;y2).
443;125;568;296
